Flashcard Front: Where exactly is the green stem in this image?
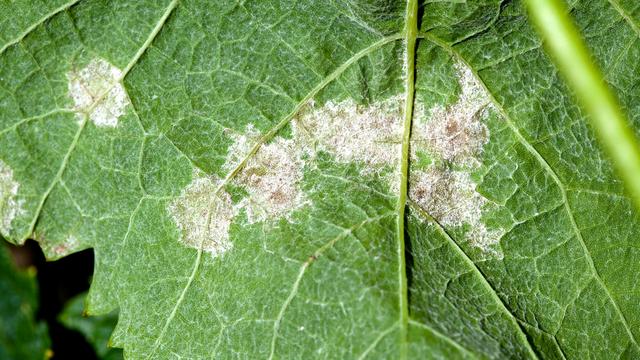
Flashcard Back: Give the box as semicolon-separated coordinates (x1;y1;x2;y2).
398;0;418;358
525;0;640;209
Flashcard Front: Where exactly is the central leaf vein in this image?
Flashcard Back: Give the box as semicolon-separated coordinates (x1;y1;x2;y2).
397;0;418;358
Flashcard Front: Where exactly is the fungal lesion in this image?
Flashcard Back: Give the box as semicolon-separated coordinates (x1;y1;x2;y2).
168;175;236;256
168;95;408;256
168;65;503;257
67;58;130;127
233;136;308;224
0;160;24;237
292;95;404;172
225;95;406;224
410;62;503;258
412;63;492;168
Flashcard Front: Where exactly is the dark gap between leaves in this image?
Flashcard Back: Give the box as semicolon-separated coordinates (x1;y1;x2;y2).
7;240;98;359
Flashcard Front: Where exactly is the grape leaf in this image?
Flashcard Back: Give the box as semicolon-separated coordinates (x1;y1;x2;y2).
2;0;640;358
0;243;50;360
59;292;122;360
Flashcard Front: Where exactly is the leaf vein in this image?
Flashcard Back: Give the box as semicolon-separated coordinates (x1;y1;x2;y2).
23;0;179;243
0;0;83;56
607;0;640;39
408;201;539;359
408;318;478;360
356;323;399;360
267;213;394;360
421;31;640;350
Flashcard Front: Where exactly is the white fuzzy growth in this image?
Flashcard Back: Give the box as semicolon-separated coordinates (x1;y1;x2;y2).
169;97;406;256
410;168;501;257
235;137;308;224
410;63;503;257
224;95;406;225
168;177;235;256
413;63;491;167
67;59;130;127
223;124;261;171
224;123;309;224
293;96;404;171
411;169;482;227
0;160;24;236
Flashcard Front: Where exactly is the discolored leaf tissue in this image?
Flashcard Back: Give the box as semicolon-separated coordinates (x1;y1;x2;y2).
1;0;640;358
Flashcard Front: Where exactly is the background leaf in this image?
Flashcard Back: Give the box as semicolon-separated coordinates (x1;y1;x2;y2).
59;293;121;360
0;243;50;360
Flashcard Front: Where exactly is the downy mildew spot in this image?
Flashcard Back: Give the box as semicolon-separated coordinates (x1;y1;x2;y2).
168;175;236;256
0;160;24;237
413;63;491;167
292;96;404;172
224;124;310;224
410;63;503;257
234;138;308;224
67;58;130;127
169;96;405;256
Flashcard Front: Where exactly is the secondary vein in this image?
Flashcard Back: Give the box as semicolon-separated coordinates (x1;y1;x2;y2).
23;0;179;243
408;201;539;359
152;32;404;356
212;33;403;195
421;29;636;355
0;0;82;56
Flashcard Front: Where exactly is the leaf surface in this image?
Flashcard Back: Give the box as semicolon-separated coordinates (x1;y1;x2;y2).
1;0;640;358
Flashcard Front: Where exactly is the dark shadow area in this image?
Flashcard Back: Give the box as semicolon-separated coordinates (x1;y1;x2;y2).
403;212;415;310
417;0;425;30
7;240;97;359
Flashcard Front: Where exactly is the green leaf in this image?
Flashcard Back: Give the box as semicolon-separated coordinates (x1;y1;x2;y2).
0;242;50;360
525;0;640;212
59;292;122;360
1;0;640;358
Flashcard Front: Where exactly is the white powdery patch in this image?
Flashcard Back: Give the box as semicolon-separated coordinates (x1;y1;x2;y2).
169;124;310;256
413;63;491;167
168;96;406;256
293;96;404;171
224;123;310;224
410;168;502;257
234;137;308;224
168;176;235;257
0;160;24;236
410;63;503;257
223;96;405;224
223;124;261;171
67;58;130;127
411;169;481;227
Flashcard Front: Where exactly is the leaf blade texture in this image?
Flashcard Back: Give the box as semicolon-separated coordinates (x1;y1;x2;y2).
1;1;640;358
